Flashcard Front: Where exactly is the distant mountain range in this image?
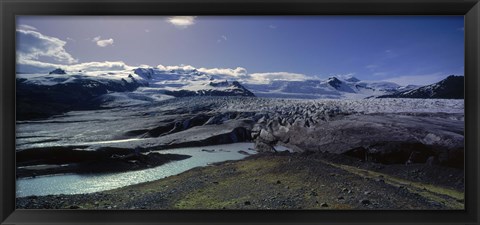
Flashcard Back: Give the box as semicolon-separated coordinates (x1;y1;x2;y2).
133;68;254;97
244;76;414;99
245;75;463;100
16;67;255;120
377;75;464;99
15;67;464;120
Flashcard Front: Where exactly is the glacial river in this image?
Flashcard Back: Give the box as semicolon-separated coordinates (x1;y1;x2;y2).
16;143;260;197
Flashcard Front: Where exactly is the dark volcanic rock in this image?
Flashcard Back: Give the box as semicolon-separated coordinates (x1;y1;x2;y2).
326;77;355;93
343;142;435;165
164;81;255;97
141;114;212;138
327;77;343;89
360;199;371;205
252;113;464;168
16;76;144;120
209;80;229;87
16;148;191;178
49;68;66;75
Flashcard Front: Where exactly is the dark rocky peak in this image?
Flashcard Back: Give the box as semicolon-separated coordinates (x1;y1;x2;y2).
439;75;463;85
326;77;343;88
231;81;244;88
49;68;66;75
209;80;230;87
378;75;464;99
133;68;154;79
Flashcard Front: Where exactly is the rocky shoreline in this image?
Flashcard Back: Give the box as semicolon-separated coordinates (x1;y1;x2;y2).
16;152;464;210
17;151;191;178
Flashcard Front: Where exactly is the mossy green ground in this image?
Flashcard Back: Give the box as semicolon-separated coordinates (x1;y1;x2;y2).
17;153;464;210
68;153;463;210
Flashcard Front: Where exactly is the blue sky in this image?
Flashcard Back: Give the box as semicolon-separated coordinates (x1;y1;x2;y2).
16;16;464;85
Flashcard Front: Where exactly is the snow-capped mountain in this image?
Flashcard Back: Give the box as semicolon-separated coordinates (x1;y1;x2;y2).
132;68;254;97
16;67;254;120
378;75;464;99
16;65;456;120
244;76;413;99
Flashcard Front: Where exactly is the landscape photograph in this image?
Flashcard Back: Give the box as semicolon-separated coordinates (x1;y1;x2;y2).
15;16;465;210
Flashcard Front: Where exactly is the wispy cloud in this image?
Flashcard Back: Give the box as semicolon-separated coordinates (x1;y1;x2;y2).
16;28;77;64
153;64;308;84
18;24;37;31
17;56;311;85
145;29;150;33
93;36;114;47
217;35;228;43
249;72;308;84
198;66;247;78
458;27;464;31
17;59;134;73
155;64;248;79
269;25;277;29
167;16;197;29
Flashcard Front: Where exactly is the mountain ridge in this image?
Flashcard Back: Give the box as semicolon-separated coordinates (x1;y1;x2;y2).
378;75;464;99
16;67;463;120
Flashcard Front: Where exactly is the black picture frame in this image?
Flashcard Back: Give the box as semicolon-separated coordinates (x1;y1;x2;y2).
1;0;479;224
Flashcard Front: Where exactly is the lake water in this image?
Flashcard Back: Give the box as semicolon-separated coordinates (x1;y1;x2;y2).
16;142;258;197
